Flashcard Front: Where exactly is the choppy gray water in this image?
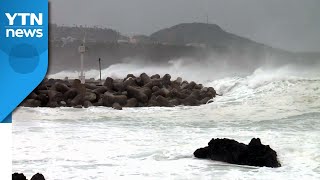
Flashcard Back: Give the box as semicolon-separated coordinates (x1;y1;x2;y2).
13;67;320;179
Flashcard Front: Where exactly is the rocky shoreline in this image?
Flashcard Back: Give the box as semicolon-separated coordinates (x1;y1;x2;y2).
21;73;217;109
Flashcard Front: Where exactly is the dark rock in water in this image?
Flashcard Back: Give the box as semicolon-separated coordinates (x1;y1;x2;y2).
31;173;45;180
194;147;210;159
12;173;27;180
200;97;212;104
180;93;200;106
59;101;67;107
112;102;122;110
12;173;45;180
194;138;281;168
22;99;41;107
70;94;84;106
74;105;83;108
169;99;180;106
156;95;171;107
102;92;127;106
93;101;103;107
125;98;138;107
83;101;93;108
47;101;59;108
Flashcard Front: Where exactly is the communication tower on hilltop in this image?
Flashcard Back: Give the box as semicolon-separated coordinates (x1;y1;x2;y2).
78;34;87;84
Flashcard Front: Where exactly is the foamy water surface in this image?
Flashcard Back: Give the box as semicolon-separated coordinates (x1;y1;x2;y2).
13;65;320;179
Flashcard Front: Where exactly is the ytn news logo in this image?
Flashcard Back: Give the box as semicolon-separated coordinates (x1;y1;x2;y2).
5;13;43;38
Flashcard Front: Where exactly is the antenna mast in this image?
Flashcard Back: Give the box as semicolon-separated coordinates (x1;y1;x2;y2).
78;32;87;84
98;58;102;84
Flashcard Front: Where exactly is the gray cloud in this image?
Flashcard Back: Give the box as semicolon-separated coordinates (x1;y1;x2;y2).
50;0;320;52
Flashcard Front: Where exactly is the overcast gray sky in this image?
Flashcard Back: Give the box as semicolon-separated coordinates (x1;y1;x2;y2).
50;0;320;52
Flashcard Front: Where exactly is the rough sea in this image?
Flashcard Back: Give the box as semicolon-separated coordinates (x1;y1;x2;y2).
13;61;320;179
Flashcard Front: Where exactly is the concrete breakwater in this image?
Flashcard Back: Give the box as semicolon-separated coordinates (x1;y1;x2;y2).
21;73;217;109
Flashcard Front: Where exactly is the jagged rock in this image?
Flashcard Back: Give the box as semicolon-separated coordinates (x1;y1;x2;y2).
92;86;109;95
102;92;127;106
135;77;144;86
125;74;136;80
22;99;41;107
144;79;163;89
156;95;171;107
31;173;45;180
125;98;138;107
174;77;183;84
184;81;196;90
27;92;38;99
85;83;97;90
36;84;48;91
112;102;122;110
140;87;152;98
168;89;188;99
113;80;125;92
64;88;78;100
47;101;59;108
36;94;48;106
200;97;212;104
84;92;97;102
152;86;160;93
54;82;70;93
127;86;148;103
151;74;160;79
103;77;114;90
93;101;103;107
60;101;67;106
48;90;64;102
169;99;180;106
194;84;203;90
83;101;93;108
140;73;151;85
12;173;26;180
123;77;137;88
208;87;217;98
74;105;83;108
70;94;84;106
153;88;170;97
162;74;171;86
194;138;281;168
